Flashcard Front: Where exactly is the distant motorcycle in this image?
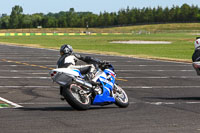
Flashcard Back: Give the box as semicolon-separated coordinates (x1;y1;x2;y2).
50;61;129;110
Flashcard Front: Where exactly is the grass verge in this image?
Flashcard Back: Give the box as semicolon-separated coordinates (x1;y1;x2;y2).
0;32;196;62
1;23;200;33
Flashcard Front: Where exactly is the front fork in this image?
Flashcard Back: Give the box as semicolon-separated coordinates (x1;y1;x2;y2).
113;84;122;96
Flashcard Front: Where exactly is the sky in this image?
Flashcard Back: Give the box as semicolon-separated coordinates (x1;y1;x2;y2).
0;0;199;15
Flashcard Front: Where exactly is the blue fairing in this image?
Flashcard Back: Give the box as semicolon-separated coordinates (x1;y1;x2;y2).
73;69;84;78
92;69;116;105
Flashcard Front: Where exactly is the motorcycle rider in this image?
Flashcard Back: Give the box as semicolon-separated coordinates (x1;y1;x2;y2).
57;44;101;81
192;37;200;75
58;44;103;99
192;37;200;62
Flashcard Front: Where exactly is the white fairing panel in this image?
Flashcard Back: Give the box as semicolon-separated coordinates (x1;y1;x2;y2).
92;70;106;82
53;68;79;77
50;68;80;85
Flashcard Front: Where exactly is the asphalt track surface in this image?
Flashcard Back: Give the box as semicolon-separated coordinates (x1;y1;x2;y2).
1;44;200;133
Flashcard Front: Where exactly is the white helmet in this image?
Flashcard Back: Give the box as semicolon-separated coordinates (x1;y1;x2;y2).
195;38;200;49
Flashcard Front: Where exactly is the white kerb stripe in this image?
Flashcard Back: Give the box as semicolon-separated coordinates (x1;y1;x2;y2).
0;97;22;108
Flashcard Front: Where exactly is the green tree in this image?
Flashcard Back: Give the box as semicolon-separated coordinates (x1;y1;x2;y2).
169;6;176;22
9;5;23;28
44;16;56;27
163;7;170;22
110;12;117;25
102;12;112;26
174;6;181;22
66;8;77;27
154;6;163;22
0;14;10;29
21;15;32;28
58;17;67;27
180;4;191;22
117;9;128;25
190;5;199;21
3;4;200;29
97;12;104;26
32;13;43;28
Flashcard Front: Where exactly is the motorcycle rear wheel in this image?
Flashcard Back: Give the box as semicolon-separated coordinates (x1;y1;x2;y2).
113;84;129;108
62;84;91;110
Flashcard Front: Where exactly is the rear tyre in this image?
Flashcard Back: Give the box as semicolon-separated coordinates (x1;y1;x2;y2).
62;84;91;110
113;84;129;108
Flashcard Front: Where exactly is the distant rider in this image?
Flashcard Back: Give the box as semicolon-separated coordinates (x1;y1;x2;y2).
192;37;200;75
192;37;200;62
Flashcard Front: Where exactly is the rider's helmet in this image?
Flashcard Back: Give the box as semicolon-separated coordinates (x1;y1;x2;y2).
60;44;73;55
195;37;200;49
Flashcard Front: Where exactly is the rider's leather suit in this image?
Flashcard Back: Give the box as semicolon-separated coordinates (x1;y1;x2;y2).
57;53;100;77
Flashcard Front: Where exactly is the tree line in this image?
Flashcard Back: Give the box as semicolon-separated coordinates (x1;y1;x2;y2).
0;4;200;29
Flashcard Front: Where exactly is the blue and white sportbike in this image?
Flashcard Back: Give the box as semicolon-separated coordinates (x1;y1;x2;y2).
50;61;129;110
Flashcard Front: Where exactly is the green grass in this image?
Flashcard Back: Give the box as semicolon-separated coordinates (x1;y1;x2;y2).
1;23;200;33
0;103;10;108
0;32;195;62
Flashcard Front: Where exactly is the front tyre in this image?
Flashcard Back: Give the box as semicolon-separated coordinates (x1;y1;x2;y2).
62;84;91;110
113;84;129;108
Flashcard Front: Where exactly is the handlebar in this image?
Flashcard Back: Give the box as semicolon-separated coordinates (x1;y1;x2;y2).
98;61;114;71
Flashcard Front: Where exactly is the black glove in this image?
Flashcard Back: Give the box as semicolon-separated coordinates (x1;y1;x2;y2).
99;61;110;70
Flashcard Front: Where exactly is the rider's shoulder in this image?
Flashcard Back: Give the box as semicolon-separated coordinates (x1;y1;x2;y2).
64;54;75;59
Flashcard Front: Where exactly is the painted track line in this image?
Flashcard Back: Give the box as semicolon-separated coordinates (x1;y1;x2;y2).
0;61;57;63
0;70;49;72
0;85;199;89
118;76;199;79
17;101;200;106
0;76;51;79
116;70;193;72
123;86;200;89
0;76;198;78
0;76;198;79
144;101;200;105
0;70;193;72
0;86;58;88
114;65;191;66
18;102;67;105
0;76;128;81
0;97;22;108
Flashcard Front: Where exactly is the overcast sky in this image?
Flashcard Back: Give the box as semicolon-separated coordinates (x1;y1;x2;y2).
0;0;199;15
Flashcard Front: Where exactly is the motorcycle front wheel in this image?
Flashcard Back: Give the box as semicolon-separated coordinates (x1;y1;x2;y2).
113;84;129;108
62;84;91;110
